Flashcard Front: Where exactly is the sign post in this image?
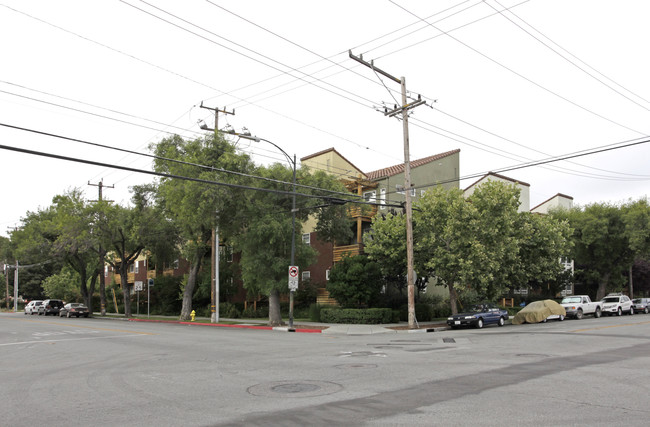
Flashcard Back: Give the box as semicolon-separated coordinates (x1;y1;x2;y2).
134;281;143;316
147;278;154;318
288;266;299;329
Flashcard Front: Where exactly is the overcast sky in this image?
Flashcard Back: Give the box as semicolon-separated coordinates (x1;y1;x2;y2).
2;0;649;237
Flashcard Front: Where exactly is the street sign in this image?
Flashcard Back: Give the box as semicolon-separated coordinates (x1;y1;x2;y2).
288;266;299;291
148;278;154;287
134;281;143;291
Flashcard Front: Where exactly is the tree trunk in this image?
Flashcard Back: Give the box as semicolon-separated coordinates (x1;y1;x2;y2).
268;288;284;326
86;270;98;315
448;282;459;315
99;247;107;316
628;264;634;298
179;256;202;320
120;263;132;317
596;273;609;300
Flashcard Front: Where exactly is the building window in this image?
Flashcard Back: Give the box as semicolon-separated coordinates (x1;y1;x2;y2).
173;259;179;270
302;271;311;281
326;269;330;281
302;233;311;245
363;190;376;203
128;263;135;273
104;265;109;277
380;188;386;209
135;262;139;274
396;184;405;195
411;187;416;197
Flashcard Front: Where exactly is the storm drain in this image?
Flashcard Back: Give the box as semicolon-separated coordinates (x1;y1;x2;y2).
247;380;342;398
443;338;456;343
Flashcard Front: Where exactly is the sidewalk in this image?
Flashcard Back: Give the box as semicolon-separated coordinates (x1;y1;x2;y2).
92;313;448;335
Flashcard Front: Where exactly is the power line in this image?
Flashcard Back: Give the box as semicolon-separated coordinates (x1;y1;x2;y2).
388;0;649;138
382;135;650;198
487;0;650;111
0;122;361;200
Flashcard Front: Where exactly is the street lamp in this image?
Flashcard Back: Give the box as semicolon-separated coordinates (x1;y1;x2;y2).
223;129;298;329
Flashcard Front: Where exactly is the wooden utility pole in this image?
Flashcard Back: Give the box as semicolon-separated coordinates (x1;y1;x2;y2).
88;179;113;316
199;102;234;324
349;50;426;329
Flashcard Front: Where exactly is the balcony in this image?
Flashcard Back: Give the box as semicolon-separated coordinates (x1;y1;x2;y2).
348;204;377;219
333;243;364;262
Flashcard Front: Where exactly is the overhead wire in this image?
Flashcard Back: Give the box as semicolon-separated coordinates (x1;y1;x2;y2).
487;0;650;111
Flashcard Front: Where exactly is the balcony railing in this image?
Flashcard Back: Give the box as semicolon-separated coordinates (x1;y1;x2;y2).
348;204;377;219
333;243;364;262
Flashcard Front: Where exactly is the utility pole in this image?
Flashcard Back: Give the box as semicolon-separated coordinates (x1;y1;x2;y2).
13;260;18;312
199;102;234;324
349;50;426;329
89;179;113;316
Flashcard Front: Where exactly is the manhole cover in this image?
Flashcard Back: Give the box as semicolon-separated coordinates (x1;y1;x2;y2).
248;380;342;397
335;363;378;370
443;338;456;343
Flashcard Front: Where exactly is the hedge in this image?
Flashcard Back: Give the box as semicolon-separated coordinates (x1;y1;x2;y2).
320;307;393;324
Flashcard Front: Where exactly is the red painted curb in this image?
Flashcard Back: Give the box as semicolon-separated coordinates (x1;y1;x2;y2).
127;318;322;333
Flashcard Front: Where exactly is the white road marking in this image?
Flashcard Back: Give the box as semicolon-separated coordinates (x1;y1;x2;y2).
0;333;150;347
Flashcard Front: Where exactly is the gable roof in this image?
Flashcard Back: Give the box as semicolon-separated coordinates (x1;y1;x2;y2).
300;147;365;177
366;149;460;180
530;193;574;212
464;171;530;192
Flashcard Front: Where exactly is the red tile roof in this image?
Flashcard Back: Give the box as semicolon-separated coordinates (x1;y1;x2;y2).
366;149;460;180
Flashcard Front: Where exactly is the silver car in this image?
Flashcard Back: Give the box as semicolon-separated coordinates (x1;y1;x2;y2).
24;300;43;315
632;298;650;314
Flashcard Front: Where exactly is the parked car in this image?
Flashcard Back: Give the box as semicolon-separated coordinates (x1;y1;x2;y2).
38;299;65;316
601;294;634;316
512;300;566;325
59;303;90;318
447;303;509;329
560;295;603;319
632;298;650;314
24;300;43;315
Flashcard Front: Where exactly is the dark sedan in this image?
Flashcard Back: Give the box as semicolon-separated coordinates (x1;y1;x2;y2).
59;303;90;318
447;303;509;329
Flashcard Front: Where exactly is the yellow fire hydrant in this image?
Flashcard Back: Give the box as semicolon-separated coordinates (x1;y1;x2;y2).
190;310;196;322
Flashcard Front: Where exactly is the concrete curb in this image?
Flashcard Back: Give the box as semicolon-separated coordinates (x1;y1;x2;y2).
126;317;322;333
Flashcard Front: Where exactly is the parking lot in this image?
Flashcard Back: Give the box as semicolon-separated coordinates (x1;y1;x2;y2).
2;311;650;426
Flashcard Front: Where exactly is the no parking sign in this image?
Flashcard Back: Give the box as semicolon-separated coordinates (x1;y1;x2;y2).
288;265;299;291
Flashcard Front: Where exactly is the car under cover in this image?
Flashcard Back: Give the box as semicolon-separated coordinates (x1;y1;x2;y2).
512;299;566;325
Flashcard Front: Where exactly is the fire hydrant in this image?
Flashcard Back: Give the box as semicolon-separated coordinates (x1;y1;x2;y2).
190;310;196;322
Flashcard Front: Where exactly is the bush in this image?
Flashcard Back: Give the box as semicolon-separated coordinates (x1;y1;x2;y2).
242;306;269;318
309;303;323;322
326;255;383;308
220;302;240;319
320;307;393;324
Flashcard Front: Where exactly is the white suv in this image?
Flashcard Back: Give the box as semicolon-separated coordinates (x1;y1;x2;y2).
601;294;634;316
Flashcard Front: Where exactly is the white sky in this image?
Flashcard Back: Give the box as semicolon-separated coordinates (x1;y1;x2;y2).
1;0;649;237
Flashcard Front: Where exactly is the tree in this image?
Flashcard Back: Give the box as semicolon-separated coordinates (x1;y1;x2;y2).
552;203;631;299
622;198;650;297
326;255;383;308
234;163;352;325
414;186;480;314
152;133;254;320
513;212;573;295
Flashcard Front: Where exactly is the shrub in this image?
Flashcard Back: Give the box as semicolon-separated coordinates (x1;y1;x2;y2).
242;306;269;318
309;303;323;322
220;302;240;319
326;255;383;308
320;307;393;324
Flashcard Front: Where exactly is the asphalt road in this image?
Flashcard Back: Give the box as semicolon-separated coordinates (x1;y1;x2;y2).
2;311;650;426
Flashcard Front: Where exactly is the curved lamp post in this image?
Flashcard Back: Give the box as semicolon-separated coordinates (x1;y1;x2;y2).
224;129;298;329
